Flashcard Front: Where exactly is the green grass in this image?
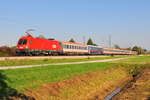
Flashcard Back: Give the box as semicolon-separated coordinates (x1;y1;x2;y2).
114;55;150;64
0;55;149;92
2;62;120;91
0;56;126;66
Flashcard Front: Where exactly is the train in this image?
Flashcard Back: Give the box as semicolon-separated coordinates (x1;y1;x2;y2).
16;34;137;56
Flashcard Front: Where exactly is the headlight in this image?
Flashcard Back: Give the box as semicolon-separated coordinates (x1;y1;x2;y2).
26;46;28;49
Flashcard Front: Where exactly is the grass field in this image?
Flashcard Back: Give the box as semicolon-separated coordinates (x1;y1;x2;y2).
0;56;126;66
3;62;120;91
0;55;150;99
1;55;149;91
114;55;150;64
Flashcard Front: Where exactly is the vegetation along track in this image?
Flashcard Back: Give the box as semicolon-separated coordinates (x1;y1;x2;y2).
0;55;110;61
0;55;127;67
9;64;150;100
0;57;133;70
0;56;150;100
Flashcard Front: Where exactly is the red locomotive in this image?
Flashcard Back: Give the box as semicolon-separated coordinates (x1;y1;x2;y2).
16;35;62;56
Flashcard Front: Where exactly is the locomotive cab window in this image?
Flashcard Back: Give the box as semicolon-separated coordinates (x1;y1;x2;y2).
18;39;27;45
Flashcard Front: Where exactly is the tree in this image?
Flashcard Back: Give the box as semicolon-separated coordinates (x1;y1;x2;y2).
0;46;16;56
114;44;120;49
126;47;132;50
87;38;94;45
132;46;144;55
144;49;147;52
93;43;97;46
69;38;75;43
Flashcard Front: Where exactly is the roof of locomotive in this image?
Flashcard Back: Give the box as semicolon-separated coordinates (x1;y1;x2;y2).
19;35;58;41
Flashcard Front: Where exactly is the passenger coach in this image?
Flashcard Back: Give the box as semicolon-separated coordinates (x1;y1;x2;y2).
61;41;88;55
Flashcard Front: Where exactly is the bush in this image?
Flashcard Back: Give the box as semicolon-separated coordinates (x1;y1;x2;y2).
0;46;16;56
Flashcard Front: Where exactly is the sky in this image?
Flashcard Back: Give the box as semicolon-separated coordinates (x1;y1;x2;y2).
0;0;150;49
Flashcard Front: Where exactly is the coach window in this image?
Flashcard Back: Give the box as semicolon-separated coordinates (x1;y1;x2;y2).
66;45;69;49
70;45;72;49
76;46;78;49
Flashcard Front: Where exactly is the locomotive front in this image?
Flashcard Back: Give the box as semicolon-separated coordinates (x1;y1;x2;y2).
16;36;32;55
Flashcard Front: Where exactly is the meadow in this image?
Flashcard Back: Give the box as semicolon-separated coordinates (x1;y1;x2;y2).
1;55;149;91
114;55;150;64
0;55;150;100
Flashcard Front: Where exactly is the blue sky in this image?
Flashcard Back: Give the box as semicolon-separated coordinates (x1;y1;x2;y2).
0;0;150;49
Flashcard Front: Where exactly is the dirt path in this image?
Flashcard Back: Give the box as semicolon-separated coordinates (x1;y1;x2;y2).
0;57;133;70
112;68;150;100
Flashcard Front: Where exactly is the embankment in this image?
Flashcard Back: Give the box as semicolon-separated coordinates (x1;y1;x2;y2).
11;64;150;100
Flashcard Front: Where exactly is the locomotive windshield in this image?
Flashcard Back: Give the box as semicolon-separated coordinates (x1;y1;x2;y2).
18;39;27;45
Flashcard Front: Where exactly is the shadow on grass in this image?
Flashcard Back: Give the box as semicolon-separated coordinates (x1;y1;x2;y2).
0;70;35;100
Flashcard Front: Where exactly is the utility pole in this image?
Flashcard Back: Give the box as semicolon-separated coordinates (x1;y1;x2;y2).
83;36;86;44
109;35;111;48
